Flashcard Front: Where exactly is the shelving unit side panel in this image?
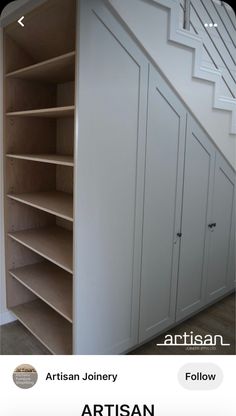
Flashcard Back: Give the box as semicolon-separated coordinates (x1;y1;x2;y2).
56;217;73;231
56;166;74;194
57;81;75;107
56;118;74;156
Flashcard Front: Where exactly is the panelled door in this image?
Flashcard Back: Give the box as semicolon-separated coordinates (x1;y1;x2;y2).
139;65;186;342
176;116;215;321
206;152;235;301
75;0;149;354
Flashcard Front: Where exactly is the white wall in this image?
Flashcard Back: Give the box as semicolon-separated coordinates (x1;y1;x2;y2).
108;0;236;168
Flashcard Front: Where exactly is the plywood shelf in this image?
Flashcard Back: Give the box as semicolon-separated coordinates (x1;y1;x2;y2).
8;226;73;273
6;106;75;118
6;153;74;166
8;191;73;222
6;52;76;83
9;262;72;322
10;299;72;354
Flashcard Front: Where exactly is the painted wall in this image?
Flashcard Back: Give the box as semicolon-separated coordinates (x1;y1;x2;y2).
108;0;236;168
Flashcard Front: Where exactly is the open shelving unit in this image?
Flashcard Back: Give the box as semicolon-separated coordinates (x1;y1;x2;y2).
3;0;76;354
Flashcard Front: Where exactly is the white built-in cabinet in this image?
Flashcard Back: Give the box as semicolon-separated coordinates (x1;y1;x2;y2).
206;153;235;301
176;116;216;321
139;66;186;342
76;0;235;352
139;65;235;342
74;0;149;354
2;0;235;354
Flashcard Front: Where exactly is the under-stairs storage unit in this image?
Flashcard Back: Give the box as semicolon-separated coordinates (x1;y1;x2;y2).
3;0;76;354
2;0;235;354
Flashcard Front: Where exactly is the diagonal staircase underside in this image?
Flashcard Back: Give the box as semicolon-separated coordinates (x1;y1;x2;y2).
108;0;236;135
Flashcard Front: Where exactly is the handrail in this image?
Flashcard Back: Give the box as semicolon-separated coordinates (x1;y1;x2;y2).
180;0;236;99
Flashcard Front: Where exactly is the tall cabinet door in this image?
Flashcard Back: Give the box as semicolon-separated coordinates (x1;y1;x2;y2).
206;153;235;301
74;0;148;354
139;65;186;342
176;116;215;321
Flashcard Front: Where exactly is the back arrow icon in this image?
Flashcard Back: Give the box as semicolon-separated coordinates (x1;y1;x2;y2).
18;16;24;27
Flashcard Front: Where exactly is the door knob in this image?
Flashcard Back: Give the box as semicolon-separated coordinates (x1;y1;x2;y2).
208;223;216;229
174;232;182;244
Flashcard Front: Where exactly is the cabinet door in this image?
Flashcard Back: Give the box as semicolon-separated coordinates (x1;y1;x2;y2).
176;116;215;321
139;65;186;342
206;153;235;301
74;0;148;354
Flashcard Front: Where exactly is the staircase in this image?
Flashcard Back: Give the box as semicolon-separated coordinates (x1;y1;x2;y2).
107;0;236;137
178;0;236;134
166;0;236;134
106;0;236;167
180;0;235;99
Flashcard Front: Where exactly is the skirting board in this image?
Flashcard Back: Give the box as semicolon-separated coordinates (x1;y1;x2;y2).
0;310;16;326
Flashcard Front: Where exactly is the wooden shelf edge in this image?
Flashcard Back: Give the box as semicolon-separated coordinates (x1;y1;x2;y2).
9;269;73;323
6;154;74;167
10;308;54;354
8;232;73;274
10;300;72;354
6;106;75;117
6;51;76;78
7;192;74;222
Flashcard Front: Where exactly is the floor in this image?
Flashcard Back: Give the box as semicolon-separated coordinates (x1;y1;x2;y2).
0;293;235;355
131;293;235;355
0;321;50;355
